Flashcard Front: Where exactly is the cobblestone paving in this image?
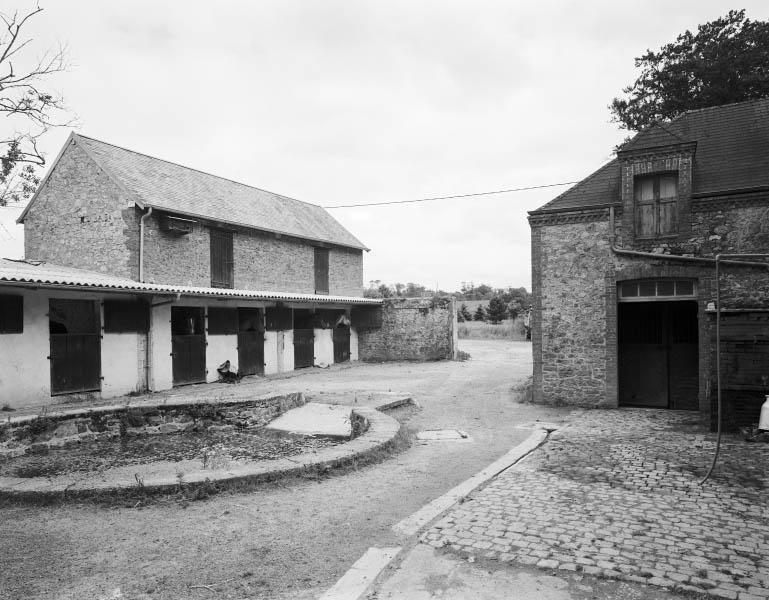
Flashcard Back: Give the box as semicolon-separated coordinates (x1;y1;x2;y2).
423;410;769;599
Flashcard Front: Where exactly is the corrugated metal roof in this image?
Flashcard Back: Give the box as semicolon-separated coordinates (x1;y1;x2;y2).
533;98;769;214
0;259;380;305
21;133;368;251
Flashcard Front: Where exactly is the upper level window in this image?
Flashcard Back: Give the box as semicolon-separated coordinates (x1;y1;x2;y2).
634;173;678;238
314;247;329;295
210;229;234;289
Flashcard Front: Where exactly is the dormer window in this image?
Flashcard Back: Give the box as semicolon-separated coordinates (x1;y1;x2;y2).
634;173;678;238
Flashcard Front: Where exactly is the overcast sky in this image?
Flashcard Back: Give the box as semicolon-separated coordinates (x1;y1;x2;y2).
1;1;767;292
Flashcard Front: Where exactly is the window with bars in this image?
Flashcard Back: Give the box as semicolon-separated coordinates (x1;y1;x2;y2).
210;229;234;289
634;173;678;238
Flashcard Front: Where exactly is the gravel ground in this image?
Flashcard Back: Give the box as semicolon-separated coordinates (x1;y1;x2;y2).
0;340;572;600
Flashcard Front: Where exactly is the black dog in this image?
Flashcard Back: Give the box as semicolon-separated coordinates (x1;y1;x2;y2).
217;360;241;383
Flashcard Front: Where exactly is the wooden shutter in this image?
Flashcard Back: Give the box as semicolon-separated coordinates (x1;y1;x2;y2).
634;176;656;237
314;247;329;294
210;229;234;289
658;174;678;235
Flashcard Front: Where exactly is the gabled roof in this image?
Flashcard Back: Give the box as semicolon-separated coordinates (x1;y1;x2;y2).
0;259;380;304
19;133;368;251
533;98;769;214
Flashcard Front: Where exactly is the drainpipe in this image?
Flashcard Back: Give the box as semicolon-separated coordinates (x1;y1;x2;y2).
139;206;153;283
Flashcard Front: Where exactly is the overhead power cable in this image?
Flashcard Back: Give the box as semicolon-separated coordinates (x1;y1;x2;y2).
322;180;580;209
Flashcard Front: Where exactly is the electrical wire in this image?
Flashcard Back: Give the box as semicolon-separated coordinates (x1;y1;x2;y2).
322;181;580;209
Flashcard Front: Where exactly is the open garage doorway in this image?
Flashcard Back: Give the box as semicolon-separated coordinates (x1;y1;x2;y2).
618;280;699;410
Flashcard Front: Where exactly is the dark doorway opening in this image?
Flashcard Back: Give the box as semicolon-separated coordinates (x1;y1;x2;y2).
293;309;315;369
49;299;101;395
618;300;698;409
238;307;264;376
332;312;351;364
171;307;206;386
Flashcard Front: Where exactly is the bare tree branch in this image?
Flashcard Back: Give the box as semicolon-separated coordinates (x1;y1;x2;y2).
0;3;70;205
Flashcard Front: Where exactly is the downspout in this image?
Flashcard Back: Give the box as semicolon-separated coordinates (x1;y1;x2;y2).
139;206;153;392
139;206;153;283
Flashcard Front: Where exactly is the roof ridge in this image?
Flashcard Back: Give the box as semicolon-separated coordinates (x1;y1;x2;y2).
74;134;327;211
677;96;769;117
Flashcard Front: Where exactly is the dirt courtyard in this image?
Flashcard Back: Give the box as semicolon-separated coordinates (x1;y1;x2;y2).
0;340;570;600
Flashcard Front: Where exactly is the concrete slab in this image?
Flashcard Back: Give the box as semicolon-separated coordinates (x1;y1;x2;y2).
265;402;352;438
416;429;471;442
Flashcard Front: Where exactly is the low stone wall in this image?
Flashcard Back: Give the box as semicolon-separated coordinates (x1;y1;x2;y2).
0;393;305;459
357;297;457;362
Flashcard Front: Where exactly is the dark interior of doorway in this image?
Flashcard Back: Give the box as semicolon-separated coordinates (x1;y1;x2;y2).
618;300;699;410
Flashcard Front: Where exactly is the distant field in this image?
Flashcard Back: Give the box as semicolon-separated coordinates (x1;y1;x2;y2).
458;318;528;340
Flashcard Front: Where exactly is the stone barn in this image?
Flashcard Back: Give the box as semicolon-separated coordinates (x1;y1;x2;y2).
529;98;769;430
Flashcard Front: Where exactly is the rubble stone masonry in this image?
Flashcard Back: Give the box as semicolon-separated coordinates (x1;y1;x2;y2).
357;297;457;362
531;192;769;412
23;139;364;296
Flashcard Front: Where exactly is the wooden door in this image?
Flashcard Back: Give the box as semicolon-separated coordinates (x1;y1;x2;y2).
49;299;101;395
171;307;206;386
238;308;264;376
618;301;698;408
294;329;314;368
333;325;351;363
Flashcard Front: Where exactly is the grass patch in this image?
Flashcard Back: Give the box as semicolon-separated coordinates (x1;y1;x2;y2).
511;376;533;403
458;319;526;340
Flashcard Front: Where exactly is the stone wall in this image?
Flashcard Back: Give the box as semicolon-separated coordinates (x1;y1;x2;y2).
531;193;769;415
24;139;138;278
357;297;457;362
0;393;305;459
23;137;364;296
128;212;364;295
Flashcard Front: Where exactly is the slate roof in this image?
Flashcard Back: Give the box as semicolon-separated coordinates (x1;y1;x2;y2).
0;259;380;304
20;134;368;251
533;98;769;214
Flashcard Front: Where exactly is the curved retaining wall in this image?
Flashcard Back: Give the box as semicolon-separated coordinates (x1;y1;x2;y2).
0;404;402;500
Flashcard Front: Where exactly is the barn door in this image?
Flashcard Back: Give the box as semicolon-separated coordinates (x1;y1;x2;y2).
293;309;314;369
49;299;101;395
171;307;206;386
238;308;264;376
618;300;698;409
333;324;351;363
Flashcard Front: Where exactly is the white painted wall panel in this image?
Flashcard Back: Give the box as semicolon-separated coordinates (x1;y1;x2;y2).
206;334;238;382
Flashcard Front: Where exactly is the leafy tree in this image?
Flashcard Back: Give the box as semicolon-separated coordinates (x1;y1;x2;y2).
377;283;393;298
0;5;70;205
473;305;486;322
611;10;769;131
458;303;472;322
486;296;508;324
405;282;427;297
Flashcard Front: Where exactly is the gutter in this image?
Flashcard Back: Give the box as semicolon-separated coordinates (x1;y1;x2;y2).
139;206;153;282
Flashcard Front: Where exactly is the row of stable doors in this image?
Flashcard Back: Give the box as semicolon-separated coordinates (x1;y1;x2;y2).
171;307;351;385
47;301;352;395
